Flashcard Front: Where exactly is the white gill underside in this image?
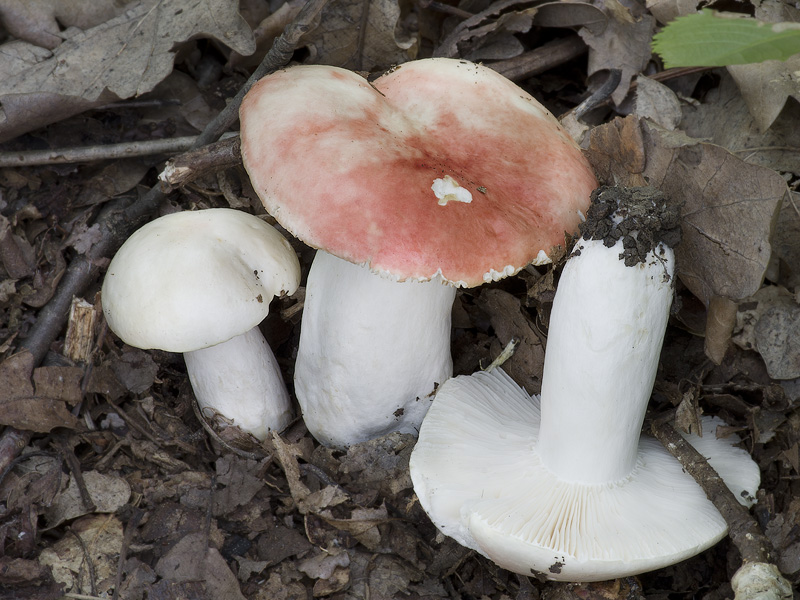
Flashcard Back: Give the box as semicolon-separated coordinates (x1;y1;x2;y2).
409;368;761;581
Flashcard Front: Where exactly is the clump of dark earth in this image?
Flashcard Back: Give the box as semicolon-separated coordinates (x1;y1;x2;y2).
579;185;683;266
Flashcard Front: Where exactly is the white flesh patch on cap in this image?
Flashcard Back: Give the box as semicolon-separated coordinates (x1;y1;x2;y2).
432;175;473;206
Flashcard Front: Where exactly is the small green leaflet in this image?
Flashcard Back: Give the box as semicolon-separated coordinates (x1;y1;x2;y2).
651;10;800;68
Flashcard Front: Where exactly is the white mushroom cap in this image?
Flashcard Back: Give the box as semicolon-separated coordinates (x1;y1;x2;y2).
102;208;301;352
409;368;761;581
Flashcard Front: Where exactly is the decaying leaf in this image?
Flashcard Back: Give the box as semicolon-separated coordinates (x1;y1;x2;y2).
681;72;800;176
733;285;800;380
44;470;131;528
154;532;247;600
476;288;545;394
319;504;389;550
38;514;124;596
773;193;800;289
302;0;416;72
587;115;786;306
0;0;255;142
635;75;682;130
728;56;800;132
0;352;79;431
579;0;655;105
434;0;604;61
0;0;130;49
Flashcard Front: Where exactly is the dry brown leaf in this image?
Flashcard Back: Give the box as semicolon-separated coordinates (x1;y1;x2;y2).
254;564;309;600
587;115;786;305
0;215;36;279
634;75;682;130
0;0;255;142
44;470;131;528
303;0;416;72
32;365;83;404
155;532;247;600
297;549;350;580
645;0;699;24
773;193;800;289
333;431;414;497
213;455;267;515
435;0;603;61
728;56;800;132
476;288;545;394
681;73;800;176
230;1;305;71
110;348;158;394
319;503;389;550
704;295;738;364
0;351;79;431
733;286;800;380
0;557;51;586
38;514;123;596
255;521;313;566
0;0;130;49
578;0;655;105
534;1;607;34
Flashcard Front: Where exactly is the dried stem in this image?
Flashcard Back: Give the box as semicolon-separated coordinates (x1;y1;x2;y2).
0;136;198;167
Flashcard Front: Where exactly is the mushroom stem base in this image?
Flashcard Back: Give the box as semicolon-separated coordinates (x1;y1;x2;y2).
295;251;456;448
185;327;293;440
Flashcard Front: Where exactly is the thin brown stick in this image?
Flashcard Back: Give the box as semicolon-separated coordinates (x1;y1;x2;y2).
111;508;144;600
57;437;97;513
488;36;587;82
159;136;242;189
651;420;770;562
0;136;198;167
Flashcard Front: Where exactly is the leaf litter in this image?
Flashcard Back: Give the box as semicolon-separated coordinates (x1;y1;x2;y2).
0;0;799;598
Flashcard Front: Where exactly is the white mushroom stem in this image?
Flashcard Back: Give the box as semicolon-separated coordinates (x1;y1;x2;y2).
184;326;293;440
294;250;456;448
537;237;675;483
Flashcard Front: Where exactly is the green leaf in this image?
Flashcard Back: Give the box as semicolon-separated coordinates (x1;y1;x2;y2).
652;10;800;68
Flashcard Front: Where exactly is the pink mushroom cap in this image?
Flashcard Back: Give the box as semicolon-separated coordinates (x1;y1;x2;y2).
240;58;597;287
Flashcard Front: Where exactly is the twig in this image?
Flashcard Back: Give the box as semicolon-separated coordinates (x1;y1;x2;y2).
0;136;198;167
488;36;587;82
572;68;621;120
484;338;519;372
159;136;242;189
111;509;143;600
68;527;98;597
57;437;97;513
651;420;793;600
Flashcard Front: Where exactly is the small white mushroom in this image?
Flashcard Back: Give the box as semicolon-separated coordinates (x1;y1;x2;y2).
101;208;301;440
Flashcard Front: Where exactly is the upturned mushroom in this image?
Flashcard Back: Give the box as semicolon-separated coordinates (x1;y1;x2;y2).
409;186;761;581
239;58;597;448
101;208;301;440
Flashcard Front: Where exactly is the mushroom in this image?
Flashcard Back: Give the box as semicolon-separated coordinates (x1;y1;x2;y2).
101;208;301;440
239;58;597;448
409;187;761;581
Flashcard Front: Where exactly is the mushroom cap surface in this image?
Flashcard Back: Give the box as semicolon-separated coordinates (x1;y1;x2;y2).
409;368;761;582
240;58;597;287
102;208;300;352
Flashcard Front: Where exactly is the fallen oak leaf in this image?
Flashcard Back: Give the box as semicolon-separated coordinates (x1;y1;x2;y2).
0;0;255;142
302;0;416;71
0;352;78;432
586;115;786;305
